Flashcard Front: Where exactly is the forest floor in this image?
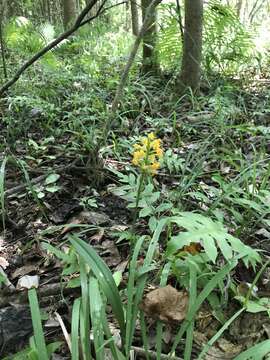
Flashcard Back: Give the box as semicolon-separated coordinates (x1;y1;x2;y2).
1;71;270;359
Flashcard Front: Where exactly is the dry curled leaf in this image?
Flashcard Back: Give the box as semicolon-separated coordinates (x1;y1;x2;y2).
17;275;39;290
183;242;202;255
90;228;105;243
61;210;110;234
140;285;189;324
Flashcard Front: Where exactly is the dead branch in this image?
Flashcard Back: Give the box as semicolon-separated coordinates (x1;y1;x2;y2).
0;282;76;308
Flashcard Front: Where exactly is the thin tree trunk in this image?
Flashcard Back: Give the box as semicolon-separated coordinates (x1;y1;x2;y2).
141;0;158;73
47;0;52;22
236;0;243;18
249;0;264;23
130;0;139;36
63;0;77;29
0;7;7;80
111;0;162;112
178;0;203;93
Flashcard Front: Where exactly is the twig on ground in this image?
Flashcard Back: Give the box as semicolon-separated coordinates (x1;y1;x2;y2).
0;282;76;308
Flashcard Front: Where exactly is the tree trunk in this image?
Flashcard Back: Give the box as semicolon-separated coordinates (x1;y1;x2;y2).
0;7;7;80
6;0;17;18
62;0;77;29
130;0;139;36
236;0;243;18
141;0;158;74
47;0;51;22
178;0;203;93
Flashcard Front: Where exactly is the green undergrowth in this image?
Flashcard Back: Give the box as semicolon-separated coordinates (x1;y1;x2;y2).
2;12;270;359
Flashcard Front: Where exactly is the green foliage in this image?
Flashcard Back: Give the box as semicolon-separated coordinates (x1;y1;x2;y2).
9;288;63;360
166;212;260;265
156;3;182;70
3;4;270;359
157;0;257;74
204;0;257;74
5;17;58;67
234;340;270;360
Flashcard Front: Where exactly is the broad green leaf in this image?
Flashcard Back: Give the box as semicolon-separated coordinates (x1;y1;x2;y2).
45;173;60;185
139;206;153;217
45;185;61;193
166;212;259;264
235;296;270;313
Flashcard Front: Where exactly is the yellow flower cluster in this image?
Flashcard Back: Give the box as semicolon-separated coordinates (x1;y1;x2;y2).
132;133;163;175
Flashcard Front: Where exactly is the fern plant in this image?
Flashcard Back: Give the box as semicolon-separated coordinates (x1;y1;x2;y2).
166;212;260;266
204;0;257;75
157;0;257;75
4;17;59;67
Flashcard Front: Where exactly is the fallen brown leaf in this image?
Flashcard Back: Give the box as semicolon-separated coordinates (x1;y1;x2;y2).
90;228;105;243
140;285;189;324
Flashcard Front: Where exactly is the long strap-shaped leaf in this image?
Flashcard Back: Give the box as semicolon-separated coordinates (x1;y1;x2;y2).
126;218;169;354
69;235;125;342
0;156;7;231
233;339;270;360
169;259;237;356
28;288;49;360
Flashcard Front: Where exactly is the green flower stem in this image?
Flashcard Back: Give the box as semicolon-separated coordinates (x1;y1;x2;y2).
132;173;146;229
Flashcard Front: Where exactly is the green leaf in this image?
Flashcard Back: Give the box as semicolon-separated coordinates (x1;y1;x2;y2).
45;173;60;185
67;277;81;288
113;271;122;287
45;185;61;193
148;216;158;233
69;235;125;339
155;202;173;213
46;342;62;357
89;277;105;360
234;340;270;360
28;289;48;360
71;298;81;360
169;259;237;356
235;296;270;313
37;191;45;199
166;212;259;264
139;206;153;217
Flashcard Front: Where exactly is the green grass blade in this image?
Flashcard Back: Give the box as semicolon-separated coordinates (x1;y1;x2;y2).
71;298;81;360
126;219;168;354
28;288;48;360
198;307;244;359
169;259;237;356
0;156;7;231
139;311;150;360
100;308;126;360
69;234;125;341
89;277;105;360
184;264;197;360
156;262;171;360
233;339;270;359
125;235;146;354
16;159;45;216
79;259;92;360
